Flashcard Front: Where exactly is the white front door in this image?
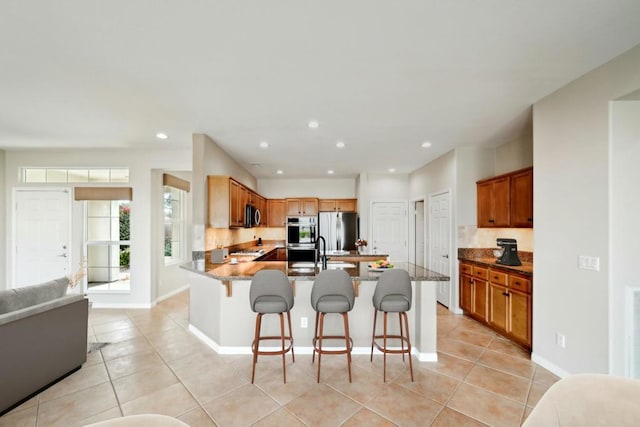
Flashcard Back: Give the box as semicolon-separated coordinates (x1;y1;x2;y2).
370;201;408;262
14;189;71;287
429;190;451;307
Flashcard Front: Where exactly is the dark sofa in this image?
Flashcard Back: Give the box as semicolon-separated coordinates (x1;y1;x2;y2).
0;277;88;415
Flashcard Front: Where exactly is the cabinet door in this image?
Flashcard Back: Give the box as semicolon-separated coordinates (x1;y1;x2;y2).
319;200;336;211
459;274;474;313
510;168;533;227
472;279;488;322
276;248;287;261
268;199;286;227
489;283;508;333
508;290;531;348
229;180;242;227
492;177;511;227
477;182;493;227
207;176;231;228
286;199;301;216
301;198;318;216
336;199;356;212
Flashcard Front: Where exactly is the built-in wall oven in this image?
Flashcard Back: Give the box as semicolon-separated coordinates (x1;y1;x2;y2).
287;217;317;261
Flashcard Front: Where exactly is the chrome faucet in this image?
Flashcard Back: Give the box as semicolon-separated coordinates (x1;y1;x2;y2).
315;236;327;269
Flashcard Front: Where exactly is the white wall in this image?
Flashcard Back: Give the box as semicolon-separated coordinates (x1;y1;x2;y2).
533;43;640;375
494;132;533;175
4;148;191;306
0;150;5;290
610;99;640;376
455;146;495;227
258;179;356;199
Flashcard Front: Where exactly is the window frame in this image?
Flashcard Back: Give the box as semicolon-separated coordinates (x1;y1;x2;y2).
163;185;187;265
84;199;132;294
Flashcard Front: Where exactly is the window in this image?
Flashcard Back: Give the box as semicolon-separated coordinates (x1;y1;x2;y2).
86;200;131;292
22;167;129;183
164;186;185;263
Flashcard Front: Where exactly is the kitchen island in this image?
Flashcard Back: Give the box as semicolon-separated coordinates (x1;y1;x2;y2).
181;260;448;361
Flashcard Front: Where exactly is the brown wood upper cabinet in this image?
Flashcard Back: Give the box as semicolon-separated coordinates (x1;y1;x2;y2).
477;167;533;228
286;198;319;216
267;199;286;227
208;176;268;228
318;199;357;212
510;168;534;227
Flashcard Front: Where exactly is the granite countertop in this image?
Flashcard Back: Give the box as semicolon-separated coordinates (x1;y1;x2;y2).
181;260;449;282
458;248;533;276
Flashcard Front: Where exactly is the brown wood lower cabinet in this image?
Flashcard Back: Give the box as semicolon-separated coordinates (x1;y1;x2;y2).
460;261;532;350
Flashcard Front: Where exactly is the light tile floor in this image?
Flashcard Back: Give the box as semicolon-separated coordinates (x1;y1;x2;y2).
1;291;559;426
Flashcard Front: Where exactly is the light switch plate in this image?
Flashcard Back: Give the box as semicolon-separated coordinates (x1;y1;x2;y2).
578;255;600;271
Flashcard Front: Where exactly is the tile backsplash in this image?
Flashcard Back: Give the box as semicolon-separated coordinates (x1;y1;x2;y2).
458;225;533;252
205;227;286;250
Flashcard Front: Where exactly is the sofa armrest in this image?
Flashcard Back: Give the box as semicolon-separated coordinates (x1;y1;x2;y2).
523;374;640;426
0;294;85;326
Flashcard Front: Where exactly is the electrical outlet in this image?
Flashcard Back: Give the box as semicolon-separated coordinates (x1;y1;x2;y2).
300;317;308;328
556;332;566;348
578;255;600;271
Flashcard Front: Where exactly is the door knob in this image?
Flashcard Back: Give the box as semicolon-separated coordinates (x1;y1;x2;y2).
57;253;68;258
441;254;449;258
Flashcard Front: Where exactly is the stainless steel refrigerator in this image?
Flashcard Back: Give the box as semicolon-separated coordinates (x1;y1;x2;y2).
318;212;358;252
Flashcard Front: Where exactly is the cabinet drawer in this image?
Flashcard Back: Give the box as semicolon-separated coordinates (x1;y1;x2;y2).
460;263;473;276
489;270;507;285
509;275;531;293
473;266;488;280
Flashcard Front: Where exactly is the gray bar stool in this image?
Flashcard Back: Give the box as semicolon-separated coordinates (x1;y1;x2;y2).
311;269;355;383
370;268;414;382
249;270;295;384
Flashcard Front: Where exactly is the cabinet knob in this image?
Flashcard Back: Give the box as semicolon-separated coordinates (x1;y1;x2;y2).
502;292;509;297
528;217;533;222
489;219;495;223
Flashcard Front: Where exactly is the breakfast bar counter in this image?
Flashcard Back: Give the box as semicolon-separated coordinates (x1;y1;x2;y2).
181;261;449;361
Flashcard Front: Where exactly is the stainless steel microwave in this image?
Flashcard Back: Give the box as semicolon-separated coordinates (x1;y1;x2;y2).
245;204;261;228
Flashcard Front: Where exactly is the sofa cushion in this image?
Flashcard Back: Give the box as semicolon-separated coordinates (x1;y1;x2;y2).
0;277;69;314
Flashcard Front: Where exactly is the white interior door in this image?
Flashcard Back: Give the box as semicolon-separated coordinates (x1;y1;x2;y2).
429;190;451;307
14;189;71;287
415;201;425;267
370;201;408;262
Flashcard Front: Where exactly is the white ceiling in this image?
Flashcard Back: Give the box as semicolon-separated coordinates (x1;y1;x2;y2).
1;1;639;178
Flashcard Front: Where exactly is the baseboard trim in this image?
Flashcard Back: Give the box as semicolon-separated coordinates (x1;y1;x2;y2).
189;324;437;360
90;302;155;309
531;352;571;378
156;285;190;304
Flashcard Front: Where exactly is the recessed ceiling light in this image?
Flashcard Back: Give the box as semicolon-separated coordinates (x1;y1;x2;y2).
421;141;432;148
327;170;334;175
308;120;319;129
276;170;284;175
259;141;269;149
156;132;168;140
388;168;396;173
336;141;345;148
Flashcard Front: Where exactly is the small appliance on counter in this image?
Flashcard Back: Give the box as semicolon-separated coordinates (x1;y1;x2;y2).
211;248;229;263
495;238;522;266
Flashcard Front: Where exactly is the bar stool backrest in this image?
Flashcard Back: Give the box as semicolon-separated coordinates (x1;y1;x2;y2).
372;269;412;310
250;270;294;312
311;270;355;311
